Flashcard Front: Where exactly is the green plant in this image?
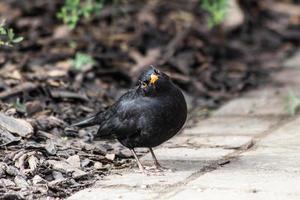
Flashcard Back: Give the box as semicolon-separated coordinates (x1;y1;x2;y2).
57;0;106;29
72;52;95;71
201;0;228;28
0;20;23;47
13;98;26;113
285;89;300;116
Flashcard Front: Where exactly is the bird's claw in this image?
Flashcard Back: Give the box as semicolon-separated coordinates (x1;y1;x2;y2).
152;162;172;172
142;165;171;175
155;165;172;172
144;168;165;176
133;166;169;175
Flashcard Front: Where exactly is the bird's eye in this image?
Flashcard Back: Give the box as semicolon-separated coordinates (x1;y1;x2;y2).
141;81;148;88
154;69;160;74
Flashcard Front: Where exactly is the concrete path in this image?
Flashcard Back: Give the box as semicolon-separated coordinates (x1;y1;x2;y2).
68;67;300;200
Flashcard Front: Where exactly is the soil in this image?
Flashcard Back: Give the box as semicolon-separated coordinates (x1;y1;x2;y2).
0;0;299;199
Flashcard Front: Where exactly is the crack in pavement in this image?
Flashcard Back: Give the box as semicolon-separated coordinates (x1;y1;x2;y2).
155;114;298;199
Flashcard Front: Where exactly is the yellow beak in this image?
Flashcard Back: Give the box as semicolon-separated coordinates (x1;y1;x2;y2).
150;74;159;85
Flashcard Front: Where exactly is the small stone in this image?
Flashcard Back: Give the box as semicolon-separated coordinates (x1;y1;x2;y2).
103;164;111;169
67;155;81;169
32;175;46;185
47;160;87;179
93;162;103;170
81;158;91;168
105;153;115;161
140;185;148;189
52;171;64;180
72;170;87;179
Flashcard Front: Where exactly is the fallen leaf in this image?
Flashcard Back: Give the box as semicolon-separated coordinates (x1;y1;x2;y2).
0;125;21;146
5;165;20;176
25;100;43;116
0;178;15;187
0;112;33;137
66;155;81;169
53;25;71;39
48;69;67;78
45;139;57;155
32;175;46;185
28;155;39;172
47;160;87;179
14;175;29;188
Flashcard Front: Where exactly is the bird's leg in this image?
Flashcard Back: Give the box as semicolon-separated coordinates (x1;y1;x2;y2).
149;148;168;171
130;149;146;173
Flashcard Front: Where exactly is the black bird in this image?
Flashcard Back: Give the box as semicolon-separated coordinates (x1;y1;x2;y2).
72;66;187;173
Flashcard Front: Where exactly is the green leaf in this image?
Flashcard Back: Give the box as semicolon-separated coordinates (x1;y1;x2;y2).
201;0;228;28
12;36;24;43
7;28;14;41
0;27;6;35
72;52;95;71
57;0;106;29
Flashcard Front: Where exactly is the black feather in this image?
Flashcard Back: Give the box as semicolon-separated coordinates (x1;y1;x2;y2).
71;114;99;128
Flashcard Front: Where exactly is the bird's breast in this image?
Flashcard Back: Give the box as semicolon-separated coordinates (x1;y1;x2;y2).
143;89;187;134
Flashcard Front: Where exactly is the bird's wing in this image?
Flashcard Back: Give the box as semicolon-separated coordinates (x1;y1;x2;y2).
96;98;146;138
72;88;136;127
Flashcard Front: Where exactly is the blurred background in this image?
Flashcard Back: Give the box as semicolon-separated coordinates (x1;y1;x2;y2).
1;0;300;198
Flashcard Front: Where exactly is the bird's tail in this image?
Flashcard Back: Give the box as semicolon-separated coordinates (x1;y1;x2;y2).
71;114;98;128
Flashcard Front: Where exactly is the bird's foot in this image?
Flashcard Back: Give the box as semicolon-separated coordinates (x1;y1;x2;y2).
154;163;172;172
144;164;172;174
144;166;166;176
133;166;167;175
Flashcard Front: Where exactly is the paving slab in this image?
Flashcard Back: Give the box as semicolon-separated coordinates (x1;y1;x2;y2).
259;116;300;148
171;115;300;200
95;170;195;188
170;188;300;200
183;116;280;136
169;148;300;199
272;69;300;85
141;148;233;171
214;97;286;116
245;85;300;98
162;135;253;150
69;147;233;199
68;188;156;200
180;151;300;186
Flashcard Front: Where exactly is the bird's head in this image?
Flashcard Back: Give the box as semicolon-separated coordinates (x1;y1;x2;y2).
137;66;172;95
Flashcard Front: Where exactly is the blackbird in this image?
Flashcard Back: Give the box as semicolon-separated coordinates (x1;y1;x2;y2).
72;66;187;173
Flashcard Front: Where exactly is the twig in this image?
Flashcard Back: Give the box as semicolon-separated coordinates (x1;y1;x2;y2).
159;24;192;65
0;82;39;100
50;90;89;102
